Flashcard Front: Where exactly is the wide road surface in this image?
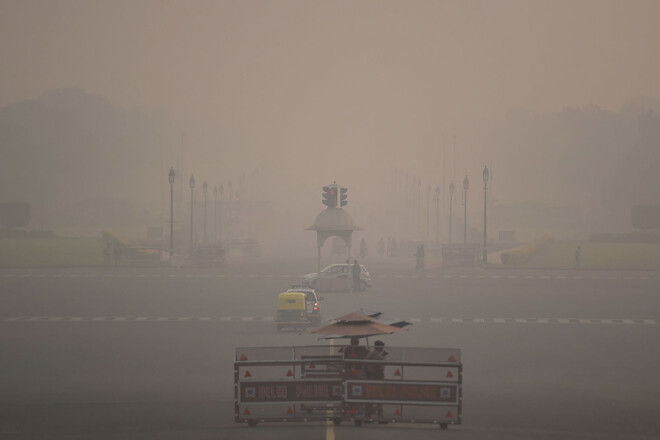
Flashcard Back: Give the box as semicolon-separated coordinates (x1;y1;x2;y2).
1;258;659;439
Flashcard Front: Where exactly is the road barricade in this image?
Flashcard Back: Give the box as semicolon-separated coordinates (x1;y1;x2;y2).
234;345;462;429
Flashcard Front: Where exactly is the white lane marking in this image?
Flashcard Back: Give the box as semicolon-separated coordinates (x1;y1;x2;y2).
507;275;518;279
247;275;257;278
136;274;145;278
3;316;657;325
525;275;535;279
216;275;224;278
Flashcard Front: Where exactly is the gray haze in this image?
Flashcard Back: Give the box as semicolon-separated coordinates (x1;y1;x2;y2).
1;0;660;252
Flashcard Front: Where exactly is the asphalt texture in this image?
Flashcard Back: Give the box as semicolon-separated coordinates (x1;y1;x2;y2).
1;257;659;439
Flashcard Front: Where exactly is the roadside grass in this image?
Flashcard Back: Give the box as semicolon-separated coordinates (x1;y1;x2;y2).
522;241;660;271
0;237;104;267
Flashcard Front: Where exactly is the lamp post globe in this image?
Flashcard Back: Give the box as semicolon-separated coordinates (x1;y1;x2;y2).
482;166;489;264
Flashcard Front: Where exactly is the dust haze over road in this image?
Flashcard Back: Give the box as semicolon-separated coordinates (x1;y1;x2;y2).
1;1;660;439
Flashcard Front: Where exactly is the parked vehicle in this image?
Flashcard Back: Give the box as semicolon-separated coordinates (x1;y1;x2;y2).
302;264;372;292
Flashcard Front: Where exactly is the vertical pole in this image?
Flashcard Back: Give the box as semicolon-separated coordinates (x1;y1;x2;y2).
170;182;174;256
449;192;453;245
483;182;488;264
203;192;207;244
190;188;194;248
463;189;468;245
435;189;439;243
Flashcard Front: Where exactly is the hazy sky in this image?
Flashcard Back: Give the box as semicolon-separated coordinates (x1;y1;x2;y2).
2;0;660;214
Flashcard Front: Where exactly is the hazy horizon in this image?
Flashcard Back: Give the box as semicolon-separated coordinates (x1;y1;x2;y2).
2;0;660;249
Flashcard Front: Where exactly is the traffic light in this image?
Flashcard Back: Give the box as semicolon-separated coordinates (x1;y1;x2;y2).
322;186;337;208
340;187;348;207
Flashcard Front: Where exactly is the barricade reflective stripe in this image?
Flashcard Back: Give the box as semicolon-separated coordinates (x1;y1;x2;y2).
234;345;463;426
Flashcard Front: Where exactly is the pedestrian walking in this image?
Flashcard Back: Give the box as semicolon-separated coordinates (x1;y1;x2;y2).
352;259;361;292
575;245;581;269
416;244;425;270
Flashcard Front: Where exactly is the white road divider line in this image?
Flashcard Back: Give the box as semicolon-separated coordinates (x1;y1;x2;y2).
2;316;657;325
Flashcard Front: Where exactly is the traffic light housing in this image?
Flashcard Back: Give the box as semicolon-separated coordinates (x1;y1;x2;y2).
322;186;337;208
340;187;348;207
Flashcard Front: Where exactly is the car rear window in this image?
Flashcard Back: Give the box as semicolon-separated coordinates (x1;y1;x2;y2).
285;299;297;304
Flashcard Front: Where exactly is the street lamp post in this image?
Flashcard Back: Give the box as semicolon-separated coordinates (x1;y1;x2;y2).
426;185;431;239
434;186;440;243
482;166;489;264
448;181;455;245
203;181;208;244
189;175;195;248
213;185;217;243
463;175;469;245
218;184;223;241
168;167;175;256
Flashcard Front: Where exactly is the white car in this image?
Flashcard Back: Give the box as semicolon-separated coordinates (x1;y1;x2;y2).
303;263;372;292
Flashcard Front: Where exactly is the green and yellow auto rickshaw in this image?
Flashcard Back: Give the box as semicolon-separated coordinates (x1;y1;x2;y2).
275;288;322;332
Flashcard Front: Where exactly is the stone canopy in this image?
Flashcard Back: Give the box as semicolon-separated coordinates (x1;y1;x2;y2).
306;207;363;269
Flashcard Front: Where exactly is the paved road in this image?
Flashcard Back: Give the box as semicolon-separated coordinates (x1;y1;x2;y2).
1;259;659;439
